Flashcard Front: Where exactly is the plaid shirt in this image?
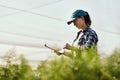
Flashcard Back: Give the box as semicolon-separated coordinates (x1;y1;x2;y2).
73;27;98;49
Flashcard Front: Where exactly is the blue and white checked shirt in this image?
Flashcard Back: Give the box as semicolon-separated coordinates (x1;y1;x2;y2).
73;27;98;49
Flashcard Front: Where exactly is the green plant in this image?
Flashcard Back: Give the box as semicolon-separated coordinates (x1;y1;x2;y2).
0;48;120;80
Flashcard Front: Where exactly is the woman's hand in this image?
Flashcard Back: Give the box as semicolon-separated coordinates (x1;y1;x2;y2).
54;49;63;55
63;43;71;49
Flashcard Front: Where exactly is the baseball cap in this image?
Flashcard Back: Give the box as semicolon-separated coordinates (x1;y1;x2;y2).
67;9;87;25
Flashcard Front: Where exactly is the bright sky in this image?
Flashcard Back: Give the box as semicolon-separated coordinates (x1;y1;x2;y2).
0;0;120;66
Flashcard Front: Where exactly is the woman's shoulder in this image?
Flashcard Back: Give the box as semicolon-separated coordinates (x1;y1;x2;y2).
84;27;97;35
89;27;97;34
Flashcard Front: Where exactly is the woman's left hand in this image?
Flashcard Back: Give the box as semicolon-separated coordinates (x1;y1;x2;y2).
63;43;71;49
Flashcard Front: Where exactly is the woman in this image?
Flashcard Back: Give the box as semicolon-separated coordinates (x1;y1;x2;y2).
55;9;98;55
65;9;98;49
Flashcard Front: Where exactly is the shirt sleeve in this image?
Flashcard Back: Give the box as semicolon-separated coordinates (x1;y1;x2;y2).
85;34;96;48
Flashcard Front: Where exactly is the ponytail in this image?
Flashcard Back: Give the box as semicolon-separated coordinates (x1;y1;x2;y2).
84;12;91;27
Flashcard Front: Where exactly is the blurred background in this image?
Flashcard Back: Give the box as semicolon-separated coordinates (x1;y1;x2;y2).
0;0;120;68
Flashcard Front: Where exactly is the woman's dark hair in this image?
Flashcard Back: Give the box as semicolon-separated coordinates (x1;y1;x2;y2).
84;12;91;27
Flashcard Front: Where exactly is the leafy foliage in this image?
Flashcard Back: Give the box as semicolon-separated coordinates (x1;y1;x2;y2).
0;48;120;80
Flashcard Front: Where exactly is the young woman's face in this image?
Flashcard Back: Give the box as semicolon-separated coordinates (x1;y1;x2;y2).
73;16;85;29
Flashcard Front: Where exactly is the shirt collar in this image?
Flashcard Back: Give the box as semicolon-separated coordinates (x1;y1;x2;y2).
83;27;90;33
78;27;90;34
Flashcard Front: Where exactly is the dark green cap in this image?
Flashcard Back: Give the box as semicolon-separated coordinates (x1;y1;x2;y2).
67;9;87;25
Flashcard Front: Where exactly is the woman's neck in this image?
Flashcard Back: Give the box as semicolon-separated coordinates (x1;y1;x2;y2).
81;23;87;30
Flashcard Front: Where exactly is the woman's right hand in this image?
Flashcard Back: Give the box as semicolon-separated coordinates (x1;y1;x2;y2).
54;49;63;55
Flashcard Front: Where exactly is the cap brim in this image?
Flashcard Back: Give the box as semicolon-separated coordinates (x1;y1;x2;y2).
67;18;76;25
